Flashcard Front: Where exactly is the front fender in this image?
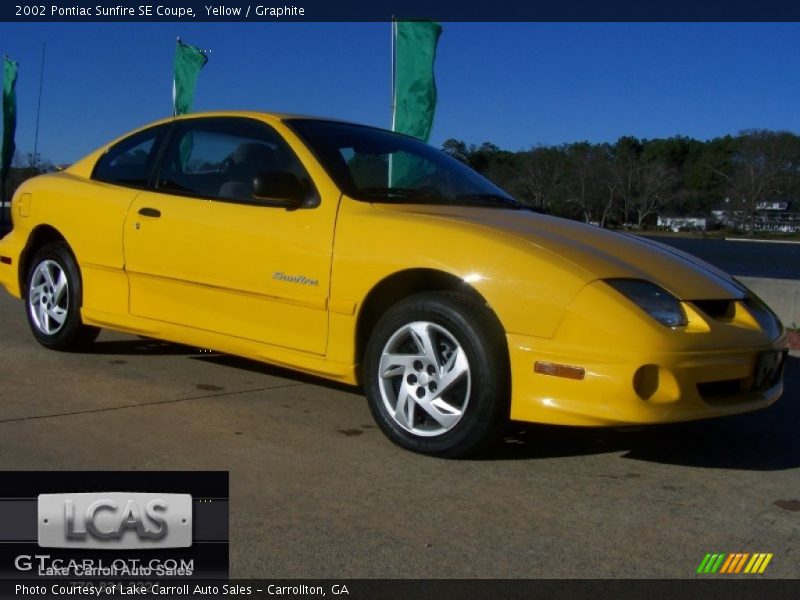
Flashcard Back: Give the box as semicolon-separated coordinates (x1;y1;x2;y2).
330;198;592;340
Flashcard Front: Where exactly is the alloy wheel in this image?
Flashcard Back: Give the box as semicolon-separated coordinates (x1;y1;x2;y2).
28;259;69;335
377;321;471;437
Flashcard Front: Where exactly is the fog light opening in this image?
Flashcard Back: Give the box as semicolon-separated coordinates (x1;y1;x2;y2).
534;361;586;380
633;365;659;400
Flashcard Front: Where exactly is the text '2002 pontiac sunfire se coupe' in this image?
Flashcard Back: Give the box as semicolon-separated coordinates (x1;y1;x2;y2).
0;112;788;456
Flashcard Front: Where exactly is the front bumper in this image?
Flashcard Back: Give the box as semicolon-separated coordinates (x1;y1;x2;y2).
508;333;785;426
0;229;24;298
506;278;787;426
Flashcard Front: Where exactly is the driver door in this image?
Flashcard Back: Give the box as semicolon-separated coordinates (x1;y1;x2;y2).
122;117;336;355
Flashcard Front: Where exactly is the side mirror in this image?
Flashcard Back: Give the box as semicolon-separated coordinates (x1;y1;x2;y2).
252;172;307;209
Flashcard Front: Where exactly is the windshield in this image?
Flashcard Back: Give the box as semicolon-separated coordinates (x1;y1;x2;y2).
286;119;522;209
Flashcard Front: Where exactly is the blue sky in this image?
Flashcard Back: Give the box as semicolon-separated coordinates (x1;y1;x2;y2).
1;22;800;163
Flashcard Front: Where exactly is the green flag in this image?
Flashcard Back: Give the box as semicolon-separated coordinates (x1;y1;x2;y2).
392;21;442;142
173;39;207;116
1;57;18;196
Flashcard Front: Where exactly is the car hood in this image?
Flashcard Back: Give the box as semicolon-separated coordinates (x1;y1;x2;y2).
375;204;745;301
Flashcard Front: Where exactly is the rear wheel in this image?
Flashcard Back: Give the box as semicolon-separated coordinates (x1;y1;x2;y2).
25;242;100;351
364;291;509;457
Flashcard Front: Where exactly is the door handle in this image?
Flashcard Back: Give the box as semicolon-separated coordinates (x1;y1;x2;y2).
138;207;161;218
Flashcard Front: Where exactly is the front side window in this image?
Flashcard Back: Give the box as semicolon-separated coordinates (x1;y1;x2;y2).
156;118;314;204
286;119;521;209
92;124;168;188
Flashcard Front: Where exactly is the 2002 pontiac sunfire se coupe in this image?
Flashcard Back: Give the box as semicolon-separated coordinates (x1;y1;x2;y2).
0;112;788;456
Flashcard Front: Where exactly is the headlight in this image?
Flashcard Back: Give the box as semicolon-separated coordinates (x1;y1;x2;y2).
606;279;687;328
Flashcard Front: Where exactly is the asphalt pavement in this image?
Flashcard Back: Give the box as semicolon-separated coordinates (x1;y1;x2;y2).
642;235;800;280
0;290;798;578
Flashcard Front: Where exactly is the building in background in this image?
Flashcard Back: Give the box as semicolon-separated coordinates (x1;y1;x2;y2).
711;198;800;233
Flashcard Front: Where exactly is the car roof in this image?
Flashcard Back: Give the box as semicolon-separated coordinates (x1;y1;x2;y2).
170;110;356;125
64;111;370;177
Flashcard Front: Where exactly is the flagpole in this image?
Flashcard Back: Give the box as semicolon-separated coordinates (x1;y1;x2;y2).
390;17;396;130
388;18;395;187
32;42;46;172
173;36;181;116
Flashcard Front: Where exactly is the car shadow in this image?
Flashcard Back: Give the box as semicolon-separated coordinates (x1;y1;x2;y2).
87;337;360;392
189;353;360;394
86;338;799;471
192;352;800;471
486;355;800;471
86;338;201;356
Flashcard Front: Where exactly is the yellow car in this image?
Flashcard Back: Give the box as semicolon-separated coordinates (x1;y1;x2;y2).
0;111;788;456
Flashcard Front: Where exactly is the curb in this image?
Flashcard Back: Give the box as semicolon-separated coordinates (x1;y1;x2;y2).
726;237;800;245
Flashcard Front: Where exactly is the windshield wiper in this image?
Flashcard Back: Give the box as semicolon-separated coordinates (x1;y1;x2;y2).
355;188;527;210
356;187;442;202
455;193;527;210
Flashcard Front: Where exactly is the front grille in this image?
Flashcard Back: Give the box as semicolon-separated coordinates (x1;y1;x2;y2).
691;299;735;320
697;379;745;403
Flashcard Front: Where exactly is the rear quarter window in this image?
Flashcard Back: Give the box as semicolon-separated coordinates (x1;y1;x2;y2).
92;124;169;189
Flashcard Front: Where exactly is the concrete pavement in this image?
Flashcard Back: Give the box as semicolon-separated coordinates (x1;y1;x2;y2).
739;276;800;330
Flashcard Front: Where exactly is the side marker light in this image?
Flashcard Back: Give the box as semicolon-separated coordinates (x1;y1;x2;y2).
534;361;586;380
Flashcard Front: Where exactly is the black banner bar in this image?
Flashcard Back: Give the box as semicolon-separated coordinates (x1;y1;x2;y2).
2;579;800;600
3;0;800;22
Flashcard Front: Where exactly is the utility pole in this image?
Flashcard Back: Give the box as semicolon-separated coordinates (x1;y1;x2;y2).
33;42;46;171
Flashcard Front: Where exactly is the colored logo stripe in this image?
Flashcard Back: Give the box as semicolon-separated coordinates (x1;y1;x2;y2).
719;553;735;573
697;553;773;574
721;553;749;573
697;553;726;573
746;553;773;574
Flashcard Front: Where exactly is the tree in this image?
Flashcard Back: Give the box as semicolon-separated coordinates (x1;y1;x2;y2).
679;135;734;216
632;160;679;229
441;139;469;163
437;129;800;233
562;142;615;226
610;136;643;226
714;130;800;234
4;151;54;200
610;137;678;229
465;142;502;174
514;146;567;212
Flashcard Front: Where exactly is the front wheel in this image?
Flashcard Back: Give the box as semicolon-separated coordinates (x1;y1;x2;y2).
364;291;510;458
25;242;100;351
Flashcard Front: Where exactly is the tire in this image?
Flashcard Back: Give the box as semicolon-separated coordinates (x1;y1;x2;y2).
363;291;510;458
24;241;100;351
